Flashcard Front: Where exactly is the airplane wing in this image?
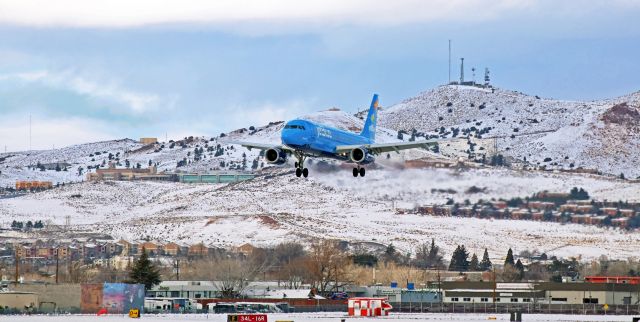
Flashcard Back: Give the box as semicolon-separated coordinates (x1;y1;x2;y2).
335;140;439;155
224;141;295;152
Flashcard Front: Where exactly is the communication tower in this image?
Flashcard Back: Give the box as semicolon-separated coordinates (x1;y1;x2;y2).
484;68;491;87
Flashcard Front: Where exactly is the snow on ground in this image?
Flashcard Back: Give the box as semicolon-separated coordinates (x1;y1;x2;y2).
0;313;636;322
381;85;640;177
1;167;639;261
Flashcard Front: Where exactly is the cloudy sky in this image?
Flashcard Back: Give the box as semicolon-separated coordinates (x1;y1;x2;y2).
1;0;639;151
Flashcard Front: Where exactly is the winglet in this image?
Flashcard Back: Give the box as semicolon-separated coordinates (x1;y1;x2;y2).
360;94;379;142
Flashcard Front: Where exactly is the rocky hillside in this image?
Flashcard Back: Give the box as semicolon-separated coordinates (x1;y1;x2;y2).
2;85;640;188
380;85;640;177
0;109;414;187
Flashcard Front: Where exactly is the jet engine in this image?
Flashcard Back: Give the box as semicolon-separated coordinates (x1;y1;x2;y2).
265;148;287;165
349;147;374;164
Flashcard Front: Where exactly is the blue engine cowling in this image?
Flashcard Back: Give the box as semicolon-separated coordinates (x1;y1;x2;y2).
349;147;374;164
265;148;288;165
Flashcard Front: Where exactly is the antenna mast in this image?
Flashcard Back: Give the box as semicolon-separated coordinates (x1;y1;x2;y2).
448;40;451;84
29;114;32;151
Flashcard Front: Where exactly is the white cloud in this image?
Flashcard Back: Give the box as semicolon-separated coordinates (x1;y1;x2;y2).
0;0;539;28
0;114;116;152
227;99;316;129
0;70;164;114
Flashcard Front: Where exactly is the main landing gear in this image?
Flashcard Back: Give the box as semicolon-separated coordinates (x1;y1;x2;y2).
352;166;365;177
294;153;309;178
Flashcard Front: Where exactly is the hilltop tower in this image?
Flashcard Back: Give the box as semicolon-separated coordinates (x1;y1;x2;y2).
460;58;465;83
484;68;491;87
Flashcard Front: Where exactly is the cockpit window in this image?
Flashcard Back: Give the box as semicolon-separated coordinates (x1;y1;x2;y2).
284;124;305;130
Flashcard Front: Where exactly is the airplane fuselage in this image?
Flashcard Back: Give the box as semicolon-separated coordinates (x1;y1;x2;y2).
281;119;372;160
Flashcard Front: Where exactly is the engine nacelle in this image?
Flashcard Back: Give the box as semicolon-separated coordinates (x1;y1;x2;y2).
265;148;288;165
349;147;374;164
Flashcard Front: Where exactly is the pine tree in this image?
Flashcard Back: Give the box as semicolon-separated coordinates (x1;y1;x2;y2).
448;246;460;271
127;247;161;290
458;245;469;271
515;259;525;280
469;253;479;271
448;245;470;271
480;248;493;271
504;248;515;267
427;238;443;268
384;244;397;263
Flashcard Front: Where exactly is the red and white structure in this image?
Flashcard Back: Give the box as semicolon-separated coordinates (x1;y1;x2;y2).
347;297;392;317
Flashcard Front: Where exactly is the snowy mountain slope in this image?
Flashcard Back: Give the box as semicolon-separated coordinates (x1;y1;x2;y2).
0;109;419;187
380;85;640;177
2;86;640;262
1;167;638;260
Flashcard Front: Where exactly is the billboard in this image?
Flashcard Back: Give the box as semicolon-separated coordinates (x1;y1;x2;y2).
80;284;104;313
81;283;145;314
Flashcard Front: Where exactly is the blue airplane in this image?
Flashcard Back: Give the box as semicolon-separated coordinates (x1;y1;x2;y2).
233;94;437;177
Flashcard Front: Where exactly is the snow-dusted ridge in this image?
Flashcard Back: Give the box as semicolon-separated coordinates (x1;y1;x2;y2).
1;86;639;261
381;85;640;177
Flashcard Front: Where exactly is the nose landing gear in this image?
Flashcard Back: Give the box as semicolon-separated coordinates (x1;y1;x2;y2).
294;153;309;178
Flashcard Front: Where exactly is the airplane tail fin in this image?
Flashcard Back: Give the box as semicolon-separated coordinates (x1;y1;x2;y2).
360;94;379;142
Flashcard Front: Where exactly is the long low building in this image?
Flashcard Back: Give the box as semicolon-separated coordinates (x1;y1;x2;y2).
440;281;640;305
443;282;543;304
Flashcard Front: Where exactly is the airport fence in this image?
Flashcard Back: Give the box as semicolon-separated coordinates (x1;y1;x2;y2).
391;302;640;315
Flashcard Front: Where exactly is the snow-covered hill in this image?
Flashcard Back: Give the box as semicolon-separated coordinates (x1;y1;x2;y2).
1;167;638;260
2;85;640;261
0;109;427;187
380;85;640;177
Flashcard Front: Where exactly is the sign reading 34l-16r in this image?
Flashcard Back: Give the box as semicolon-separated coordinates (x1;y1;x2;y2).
228;314;267;322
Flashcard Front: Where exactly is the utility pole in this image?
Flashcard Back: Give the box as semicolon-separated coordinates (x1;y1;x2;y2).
55;251;59;284
14;251;19;284
174;259;180;280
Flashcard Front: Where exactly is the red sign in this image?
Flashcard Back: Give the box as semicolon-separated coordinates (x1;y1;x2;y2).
231;314;267;322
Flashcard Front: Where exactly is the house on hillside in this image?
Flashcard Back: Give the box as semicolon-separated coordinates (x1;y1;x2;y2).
570;214;590;224
612;217;629;228
235;243;256;257
188;243;209;257
138;241;160;255
510;209;530;220
620;209;635;217
164;242;182;256
117;239;134;256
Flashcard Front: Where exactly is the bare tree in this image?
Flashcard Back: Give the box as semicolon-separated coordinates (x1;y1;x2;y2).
276;258;306;289
304;239;352;294
212;259;254;297
66;261;92;283
500;264;522;282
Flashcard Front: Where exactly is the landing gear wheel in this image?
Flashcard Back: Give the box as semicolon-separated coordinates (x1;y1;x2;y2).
352;168;358;177
359;168;365;177
296;168;302;177
302;168;309;178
